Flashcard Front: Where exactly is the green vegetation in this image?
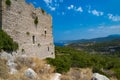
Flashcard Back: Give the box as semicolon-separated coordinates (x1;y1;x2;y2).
68;38;120;54
38;43;41;47
34;17;38;25
26;32;30;35
0;30;18;52
5;0;11;6
41;8;45;14
47;46;120;79
47;54;71;73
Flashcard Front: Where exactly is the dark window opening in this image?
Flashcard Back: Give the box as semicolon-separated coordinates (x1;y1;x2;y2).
32;35;35;44
51;52;53;55
48;47;49;51
45;31;47;34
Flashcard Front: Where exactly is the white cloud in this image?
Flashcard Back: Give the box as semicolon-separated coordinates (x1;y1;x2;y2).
108;14;120;22
44;0;52;5
76;7;83;12
88;29;95;32
43;0;64;11
87;5;91;13
91;10;104;16
67;5;83;13
43;0;56;11
68;5;74;10
109;26;120;29
87;6;104;16
49;6;56;11
88;25;120;34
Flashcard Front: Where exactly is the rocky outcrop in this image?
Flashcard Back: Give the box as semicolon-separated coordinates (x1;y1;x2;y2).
0;51;18;74
0;51;14;60
92;73;110;80
24;68;39;80
51;73;61;80
7;59;18;74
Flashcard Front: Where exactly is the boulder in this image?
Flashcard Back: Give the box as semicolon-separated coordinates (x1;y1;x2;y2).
7;59;18;74
92;73;109;80
51;73;61;80
24;68;39;79
10;68;18;74
0;52;13;60
7;60;17;68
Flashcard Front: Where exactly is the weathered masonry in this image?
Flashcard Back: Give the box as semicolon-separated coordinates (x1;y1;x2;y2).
1;0;55;58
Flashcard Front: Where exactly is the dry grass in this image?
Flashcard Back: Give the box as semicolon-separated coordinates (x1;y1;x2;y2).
0;57;55;80
15;56;32;70
13;57;54;80
0;59;9;79
61;68;92;80
30;57;55;80
110;77;118;80
61;75;72;80
26;57;55;74
31;57;46;73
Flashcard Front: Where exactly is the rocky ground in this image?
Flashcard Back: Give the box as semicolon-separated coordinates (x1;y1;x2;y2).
0;52;117;80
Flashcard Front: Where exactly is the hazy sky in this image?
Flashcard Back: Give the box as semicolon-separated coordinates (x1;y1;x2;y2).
26;0;120;41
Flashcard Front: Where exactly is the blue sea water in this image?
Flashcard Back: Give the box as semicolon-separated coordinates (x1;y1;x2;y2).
54;43;65;46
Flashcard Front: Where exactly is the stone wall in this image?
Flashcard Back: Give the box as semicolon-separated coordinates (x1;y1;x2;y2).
1;0;55;59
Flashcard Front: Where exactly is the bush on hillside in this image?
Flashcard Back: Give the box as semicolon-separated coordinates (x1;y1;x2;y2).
6;0;11;6
0;30;18;52
49;46;120;79
47;55;71;73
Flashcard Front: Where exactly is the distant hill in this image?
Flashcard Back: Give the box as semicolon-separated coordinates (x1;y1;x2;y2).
55;34;120;46
69;34;120;44
66;34;120;54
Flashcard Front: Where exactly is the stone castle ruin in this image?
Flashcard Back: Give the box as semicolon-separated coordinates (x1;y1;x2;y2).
1;0;55;58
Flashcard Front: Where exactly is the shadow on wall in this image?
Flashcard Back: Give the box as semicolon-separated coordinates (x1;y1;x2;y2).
0;0;2;29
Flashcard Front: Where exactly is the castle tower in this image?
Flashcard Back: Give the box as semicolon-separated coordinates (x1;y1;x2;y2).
1;0;55;59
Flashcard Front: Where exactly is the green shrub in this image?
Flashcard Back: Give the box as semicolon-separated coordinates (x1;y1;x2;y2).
47;55;71;73
52;46;120;79
0;30;18;52
5;0;11;6
114;69;120;79
26;32;30;35
41;8;45;14
38;43;41;47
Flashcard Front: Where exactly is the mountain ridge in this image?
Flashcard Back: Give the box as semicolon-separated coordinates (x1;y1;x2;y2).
55;34;120;46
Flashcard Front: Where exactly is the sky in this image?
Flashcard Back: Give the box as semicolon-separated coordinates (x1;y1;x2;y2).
26;0;120;41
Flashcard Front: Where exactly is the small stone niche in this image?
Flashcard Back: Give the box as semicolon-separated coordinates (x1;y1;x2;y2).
32;35;35;44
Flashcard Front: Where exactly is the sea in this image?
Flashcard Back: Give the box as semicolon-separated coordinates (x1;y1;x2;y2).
54;43;65;46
